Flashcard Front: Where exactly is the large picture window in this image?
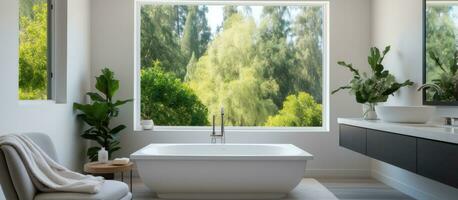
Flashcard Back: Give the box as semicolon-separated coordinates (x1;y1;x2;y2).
135;1;329;130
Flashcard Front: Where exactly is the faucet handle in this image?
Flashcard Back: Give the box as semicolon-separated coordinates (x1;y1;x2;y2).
444;117;458;126
211;114;216;135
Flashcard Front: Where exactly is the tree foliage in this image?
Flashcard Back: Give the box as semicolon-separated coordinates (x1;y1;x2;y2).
19;2;48;100
141;5;211;79
293;7;324;103
256;6;324;107
256;7;295;107
425;6;458;101
19;0;46;18
187;14;278;126
141;5;187;78
265;92;322;127
426;6;456;80
141;5;325;127
181;6;211;59
223;6;238;21
141;61;209;126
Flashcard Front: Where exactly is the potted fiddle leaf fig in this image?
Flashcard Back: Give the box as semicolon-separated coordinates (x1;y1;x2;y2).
74;68;132;161
332;46;414;119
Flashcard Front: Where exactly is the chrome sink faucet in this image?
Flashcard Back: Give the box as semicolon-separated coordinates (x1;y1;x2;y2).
211;107;226;144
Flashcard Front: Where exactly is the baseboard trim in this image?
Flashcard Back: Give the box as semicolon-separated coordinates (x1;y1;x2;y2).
371;169;438;200
305;169;370;178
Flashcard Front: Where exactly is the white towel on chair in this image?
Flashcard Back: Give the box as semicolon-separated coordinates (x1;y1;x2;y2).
0;134;104;194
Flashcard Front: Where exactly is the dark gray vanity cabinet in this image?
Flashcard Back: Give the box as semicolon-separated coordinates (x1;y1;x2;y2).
417;139;458;188
339;125;366;155
339;124;458;189
366;130;417;172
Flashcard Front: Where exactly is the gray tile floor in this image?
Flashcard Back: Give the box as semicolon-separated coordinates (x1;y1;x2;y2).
318;178;415;200
129;177;414;200
132;178;337;200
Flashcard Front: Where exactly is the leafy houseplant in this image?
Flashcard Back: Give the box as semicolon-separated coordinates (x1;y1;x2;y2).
140;113;154;130
332;46;414;119
74;68;132;161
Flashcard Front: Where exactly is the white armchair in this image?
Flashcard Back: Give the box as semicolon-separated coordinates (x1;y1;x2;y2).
0;133;132;200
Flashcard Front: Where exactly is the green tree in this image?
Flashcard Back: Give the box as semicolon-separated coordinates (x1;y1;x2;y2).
142;5;210;79
292;7;323;103
184;52;197;82
19;2;48;100
140;5;325;127
141;61;209;126
188;14;278;126
265;92;322;127
20;0;46;18
173;6;188;37
425;6;458;101
181;7;198;59
256;6;296;107
426;6;456;81
256;6;324;106
223;6;238;21
141;5;187;77
195;6;212;58
181;6;211;59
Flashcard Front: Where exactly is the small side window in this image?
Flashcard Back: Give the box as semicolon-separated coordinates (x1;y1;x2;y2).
18;0;53;100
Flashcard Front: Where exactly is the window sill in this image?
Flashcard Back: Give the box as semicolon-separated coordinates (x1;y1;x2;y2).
18;99;68;105
18;100;57;105
134;126;330;134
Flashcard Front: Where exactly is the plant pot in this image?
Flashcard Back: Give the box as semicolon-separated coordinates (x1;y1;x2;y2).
141;120;154;130
362;104;377;120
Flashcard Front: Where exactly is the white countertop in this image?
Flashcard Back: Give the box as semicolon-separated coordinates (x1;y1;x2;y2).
338;118;458;144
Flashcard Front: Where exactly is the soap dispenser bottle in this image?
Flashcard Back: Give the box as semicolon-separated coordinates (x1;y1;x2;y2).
98;147;108;163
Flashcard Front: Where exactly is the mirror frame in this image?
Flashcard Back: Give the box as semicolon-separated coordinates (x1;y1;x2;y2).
423;0;458;105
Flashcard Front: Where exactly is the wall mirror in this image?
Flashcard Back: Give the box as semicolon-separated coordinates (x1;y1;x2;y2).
424;0;458;105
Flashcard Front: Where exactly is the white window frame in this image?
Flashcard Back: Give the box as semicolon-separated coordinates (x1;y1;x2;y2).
426;1;458;6
134;0;330;132
47;0;55;100
18;0;69;104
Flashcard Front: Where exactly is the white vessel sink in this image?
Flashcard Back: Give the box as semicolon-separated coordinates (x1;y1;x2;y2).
375;106;436;123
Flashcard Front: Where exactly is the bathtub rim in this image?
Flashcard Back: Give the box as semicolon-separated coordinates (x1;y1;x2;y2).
130;143;313;161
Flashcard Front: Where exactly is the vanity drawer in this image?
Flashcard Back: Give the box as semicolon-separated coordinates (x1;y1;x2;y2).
339;125;366;155
366;129;417;172
417;139;458;188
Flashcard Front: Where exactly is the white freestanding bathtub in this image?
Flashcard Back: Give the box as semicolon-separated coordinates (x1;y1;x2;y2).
131;144;313;200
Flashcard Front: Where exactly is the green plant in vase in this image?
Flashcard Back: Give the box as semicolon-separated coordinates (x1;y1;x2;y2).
332;46;414;119
74;68;132;161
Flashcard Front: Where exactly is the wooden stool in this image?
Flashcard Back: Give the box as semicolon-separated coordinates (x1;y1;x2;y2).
84;161;134;192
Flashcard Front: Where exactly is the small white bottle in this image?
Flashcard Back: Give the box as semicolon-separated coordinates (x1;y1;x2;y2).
98;147;109;163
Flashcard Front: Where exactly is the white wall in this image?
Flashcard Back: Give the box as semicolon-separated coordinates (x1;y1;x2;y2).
90;0;373;177
0;0;91;171
371;0;458;199
0;0;91;198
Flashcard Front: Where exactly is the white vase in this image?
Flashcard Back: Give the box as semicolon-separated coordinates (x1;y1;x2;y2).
98;147;108;163
362;103;377;120
141;119;154;130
